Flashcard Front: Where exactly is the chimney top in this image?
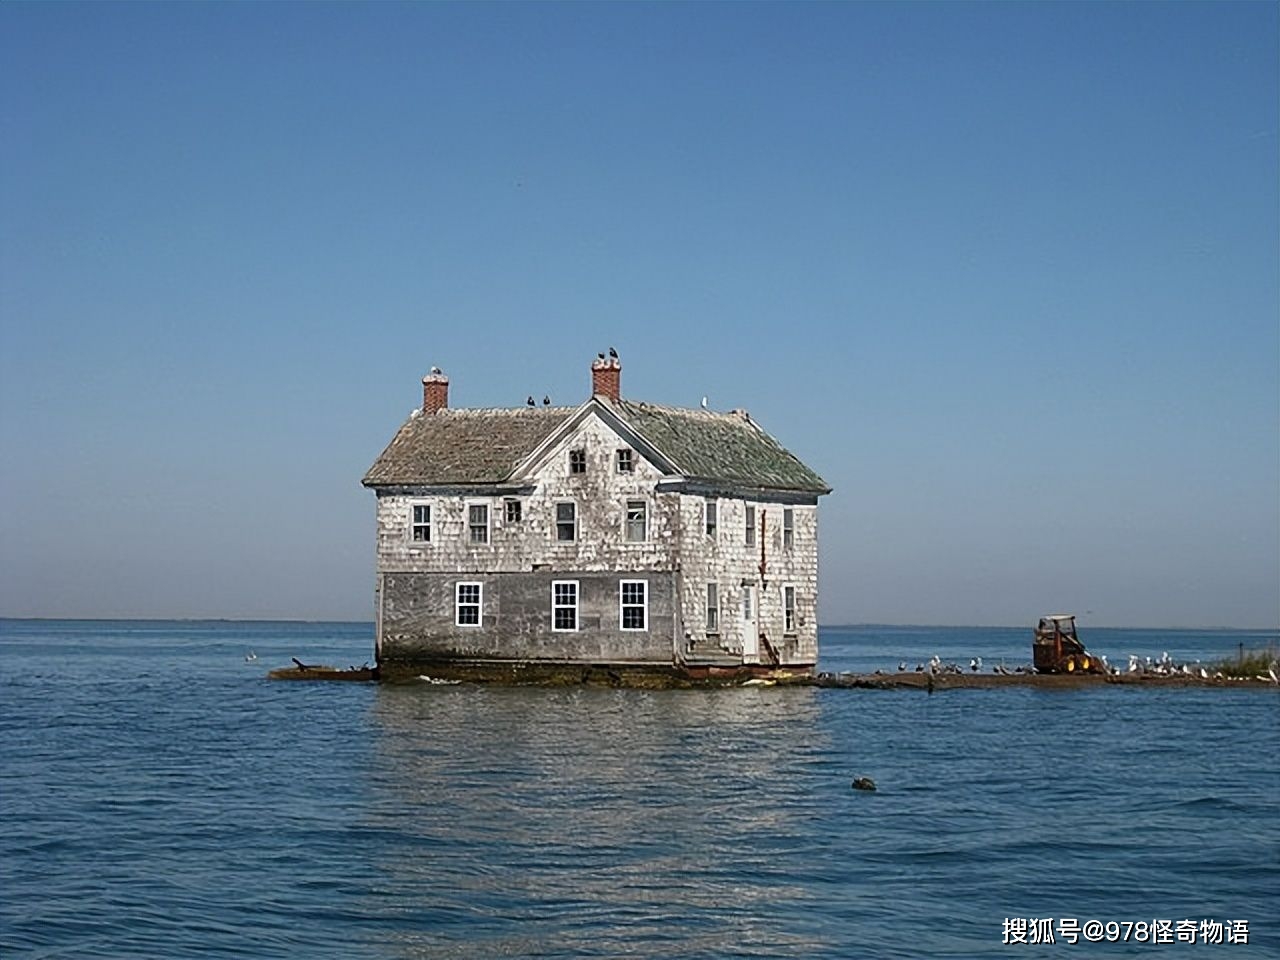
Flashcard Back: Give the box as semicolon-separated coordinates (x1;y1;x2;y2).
422;367;449;414
591;355;621;402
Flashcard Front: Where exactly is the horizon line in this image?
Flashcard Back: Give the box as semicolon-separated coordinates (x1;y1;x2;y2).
0;616;1275;633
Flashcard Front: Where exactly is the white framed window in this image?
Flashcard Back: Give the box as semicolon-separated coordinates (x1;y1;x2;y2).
783;508;795;550
552;580;579;631
620;579;648;631
555;501;577;542
504;498;522;524
616;448;633;473
741;584;753;621
784;585;796;633
569;449;587;474
455;582;482;627
468;503;490;544
704;498;717;539
744;505;756;547
706;583;719;633
410;502;431;542
625;500;647;542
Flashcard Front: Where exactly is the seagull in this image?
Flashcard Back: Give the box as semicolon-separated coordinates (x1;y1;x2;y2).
701;396;708;409
969;657;982;672
608;346;618;359
526;396;535;407
914;662;924;672
597;352;606;360
898;661;907;673
1269;667;1279;685
244;651;257;662
430;366;442;375
542;395;550;405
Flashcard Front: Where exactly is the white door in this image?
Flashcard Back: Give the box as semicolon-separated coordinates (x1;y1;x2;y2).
741;584;758;663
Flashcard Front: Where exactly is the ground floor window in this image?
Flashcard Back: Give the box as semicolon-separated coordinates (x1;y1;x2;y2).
706;583;719;632
620;579;647;631
552;580;578;631
456;582;482;626
784;585;796;633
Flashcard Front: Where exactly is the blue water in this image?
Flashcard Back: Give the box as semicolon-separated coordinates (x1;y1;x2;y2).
1;620;1276;959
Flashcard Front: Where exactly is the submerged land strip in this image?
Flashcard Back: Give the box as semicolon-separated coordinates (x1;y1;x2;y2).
269;661;1279;690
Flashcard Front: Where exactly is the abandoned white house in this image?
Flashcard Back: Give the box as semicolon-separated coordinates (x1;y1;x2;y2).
361;356;831;682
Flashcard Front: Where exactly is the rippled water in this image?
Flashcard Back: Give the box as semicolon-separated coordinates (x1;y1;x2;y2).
1;620;1276;958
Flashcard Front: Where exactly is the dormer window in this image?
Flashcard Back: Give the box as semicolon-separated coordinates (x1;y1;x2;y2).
569;449;587;474
616;449;633;473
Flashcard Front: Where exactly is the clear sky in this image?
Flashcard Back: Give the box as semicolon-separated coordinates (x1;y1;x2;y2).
1;2;1276;628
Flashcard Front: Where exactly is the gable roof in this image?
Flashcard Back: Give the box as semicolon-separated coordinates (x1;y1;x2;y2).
610;399;830;494
362;407;575;486
363;398;830;495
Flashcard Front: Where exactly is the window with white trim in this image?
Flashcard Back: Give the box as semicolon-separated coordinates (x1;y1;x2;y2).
616;448;633;473
455;582;482;626
468;503;490;544
504;498;522;524
744;505;756;547
625;500;647;542
741;584;753;621
552;580;578;631
706;583;719;633
410;503;431;542
569;449;586;474
784;585;796;633
620;579;647;631
555;501;577;542
783;508;795;550
704;499;717;539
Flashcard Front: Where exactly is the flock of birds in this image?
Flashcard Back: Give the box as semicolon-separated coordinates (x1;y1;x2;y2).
885;652;1280;683
524;347;620;407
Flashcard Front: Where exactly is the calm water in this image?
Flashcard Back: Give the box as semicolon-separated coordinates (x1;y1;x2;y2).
1;620;1276;959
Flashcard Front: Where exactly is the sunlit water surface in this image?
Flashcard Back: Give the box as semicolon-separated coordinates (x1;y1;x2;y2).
1;621;1276;958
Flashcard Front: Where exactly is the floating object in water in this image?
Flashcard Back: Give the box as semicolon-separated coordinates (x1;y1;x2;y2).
851;777;877;792
416;675;462;685
244;651;257;662
741;677;776;687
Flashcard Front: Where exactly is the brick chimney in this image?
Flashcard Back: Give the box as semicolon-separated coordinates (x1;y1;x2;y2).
591;355;621;402
422;367;449;414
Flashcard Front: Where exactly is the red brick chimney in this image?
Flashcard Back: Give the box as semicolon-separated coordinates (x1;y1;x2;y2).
422;367;449;414
591;355;621;402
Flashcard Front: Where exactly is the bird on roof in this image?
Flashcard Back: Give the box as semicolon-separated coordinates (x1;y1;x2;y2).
526;396;535;407
430;366;442;375
543;395;550;405
608;346;618;359
597;352;606;360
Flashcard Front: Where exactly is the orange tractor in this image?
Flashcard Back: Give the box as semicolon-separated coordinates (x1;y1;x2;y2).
1033;614;1105;674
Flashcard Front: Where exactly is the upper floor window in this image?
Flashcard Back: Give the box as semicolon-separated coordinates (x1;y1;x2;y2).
783;508;795;550
625;500;647;542
456;582;482;627
704;499;717;539
555;502;577;542
552;580;579;631
784;585;797;633
706;583;719;633
569;449;587;474
410;503;431;542
620;579;648;631
504;498;522;524
616;449;633;473
744;505;756;547
468;504;489;544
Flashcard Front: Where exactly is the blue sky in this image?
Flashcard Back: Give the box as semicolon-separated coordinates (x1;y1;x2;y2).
1;3;1276;627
